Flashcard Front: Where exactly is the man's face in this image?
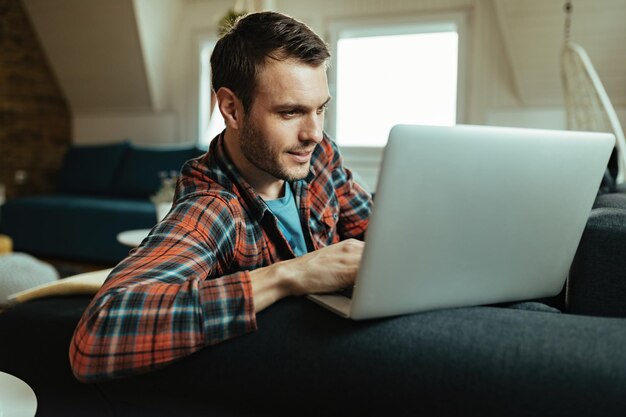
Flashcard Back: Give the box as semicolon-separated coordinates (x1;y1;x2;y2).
239;59;330;182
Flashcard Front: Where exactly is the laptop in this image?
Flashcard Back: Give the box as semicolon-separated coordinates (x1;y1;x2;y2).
308;124;615;319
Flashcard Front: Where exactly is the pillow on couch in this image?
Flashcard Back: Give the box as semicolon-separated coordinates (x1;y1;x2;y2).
57;142;129;195
0;253;58;306
113;145;204;199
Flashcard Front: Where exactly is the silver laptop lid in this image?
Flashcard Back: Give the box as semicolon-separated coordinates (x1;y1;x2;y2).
350;124;614;319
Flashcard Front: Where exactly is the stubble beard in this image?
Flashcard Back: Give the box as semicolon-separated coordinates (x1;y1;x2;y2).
240;117;312;182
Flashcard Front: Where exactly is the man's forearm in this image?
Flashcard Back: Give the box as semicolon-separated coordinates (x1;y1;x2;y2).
249;262;294;312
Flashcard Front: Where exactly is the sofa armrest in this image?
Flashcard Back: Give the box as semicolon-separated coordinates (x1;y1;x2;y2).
567;193;626;317
3;296;626;416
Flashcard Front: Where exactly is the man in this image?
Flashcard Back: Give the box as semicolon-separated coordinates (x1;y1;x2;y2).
70;11;373;382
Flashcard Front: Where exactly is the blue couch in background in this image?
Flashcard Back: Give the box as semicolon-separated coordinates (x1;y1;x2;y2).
0;141;204;264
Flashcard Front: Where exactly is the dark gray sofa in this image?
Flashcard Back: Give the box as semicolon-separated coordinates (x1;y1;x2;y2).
568;192;626;317
1;193;626;416
0;142;204;264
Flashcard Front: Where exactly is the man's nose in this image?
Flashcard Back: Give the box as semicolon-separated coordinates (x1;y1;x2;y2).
299;113;324;144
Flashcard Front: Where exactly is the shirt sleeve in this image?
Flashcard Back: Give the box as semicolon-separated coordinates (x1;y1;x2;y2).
327;138;374;240
69;195;257;383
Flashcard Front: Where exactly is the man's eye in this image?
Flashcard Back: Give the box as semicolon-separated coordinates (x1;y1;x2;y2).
317;105;327;115
281;110;298;117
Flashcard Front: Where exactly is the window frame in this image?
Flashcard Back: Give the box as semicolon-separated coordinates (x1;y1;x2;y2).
198;34;220;149
326;11;469;149
192;13;469;190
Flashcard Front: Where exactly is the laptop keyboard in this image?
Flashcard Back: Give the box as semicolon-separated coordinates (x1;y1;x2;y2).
337;285;354;299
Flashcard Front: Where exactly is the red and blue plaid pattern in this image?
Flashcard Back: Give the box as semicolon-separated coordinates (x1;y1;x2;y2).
70;132;373;382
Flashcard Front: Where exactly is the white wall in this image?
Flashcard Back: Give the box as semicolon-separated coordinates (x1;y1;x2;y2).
73;113;180;145
486;108;566;130
486;107;626;131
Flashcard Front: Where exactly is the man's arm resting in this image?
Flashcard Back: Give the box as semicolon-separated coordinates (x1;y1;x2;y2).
69;197;257;383
70;237;363;383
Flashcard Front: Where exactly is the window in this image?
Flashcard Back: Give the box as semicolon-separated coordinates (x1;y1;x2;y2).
199;39;225;148
329;15;465;147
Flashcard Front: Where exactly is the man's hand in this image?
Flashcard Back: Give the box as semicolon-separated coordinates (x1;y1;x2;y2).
249;239;364;312
283;238;364;295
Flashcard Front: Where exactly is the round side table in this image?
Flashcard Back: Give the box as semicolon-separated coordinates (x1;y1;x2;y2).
116;229;151;248
0;371;37;417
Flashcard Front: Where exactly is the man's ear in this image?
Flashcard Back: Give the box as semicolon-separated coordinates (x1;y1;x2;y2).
216;87;243;130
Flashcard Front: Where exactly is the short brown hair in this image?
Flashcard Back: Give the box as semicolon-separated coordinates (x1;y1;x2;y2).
210;11;330;112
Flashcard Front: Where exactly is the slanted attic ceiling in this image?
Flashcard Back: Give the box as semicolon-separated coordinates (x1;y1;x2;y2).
22;0;156;113
21;0;626;115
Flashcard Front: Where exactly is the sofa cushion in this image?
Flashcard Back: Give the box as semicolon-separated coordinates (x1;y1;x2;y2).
57;142;129;196
113;145;204;198
569;193;626;317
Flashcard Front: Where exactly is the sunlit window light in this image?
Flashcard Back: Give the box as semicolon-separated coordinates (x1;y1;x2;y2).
199;41;225;147
336;31;458;147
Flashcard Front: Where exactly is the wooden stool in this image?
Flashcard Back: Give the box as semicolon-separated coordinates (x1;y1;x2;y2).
0;234;13;254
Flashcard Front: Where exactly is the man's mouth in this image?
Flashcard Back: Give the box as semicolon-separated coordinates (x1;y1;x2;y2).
287;148;315;163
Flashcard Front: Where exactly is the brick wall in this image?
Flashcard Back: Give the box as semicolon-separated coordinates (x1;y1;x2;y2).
0;0;71;199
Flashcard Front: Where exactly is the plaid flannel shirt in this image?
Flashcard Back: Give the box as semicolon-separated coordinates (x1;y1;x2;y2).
70;132;373;382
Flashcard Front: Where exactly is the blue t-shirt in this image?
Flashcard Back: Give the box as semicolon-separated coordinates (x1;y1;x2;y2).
265;183;308;257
